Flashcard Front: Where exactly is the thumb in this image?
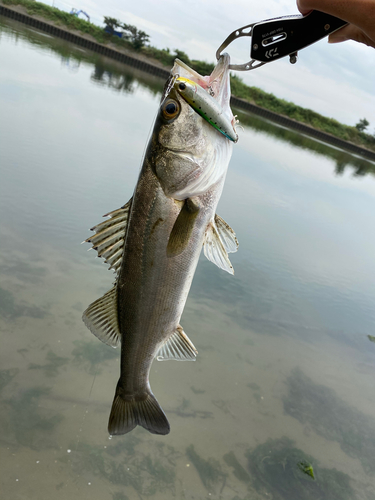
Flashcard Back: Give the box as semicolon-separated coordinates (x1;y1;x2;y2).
329;24;375;48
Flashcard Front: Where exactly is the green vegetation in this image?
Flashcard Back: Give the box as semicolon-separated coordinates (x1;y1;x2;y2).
246;436;355;500
298;461;315;480
103;16;149;49
356;118;369;132
2;0;375;152
231;75;375;151
283;368;375;476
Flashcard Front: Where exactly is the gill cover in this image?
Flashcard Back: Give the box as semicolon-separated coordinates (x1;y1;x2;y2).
155;54;235;200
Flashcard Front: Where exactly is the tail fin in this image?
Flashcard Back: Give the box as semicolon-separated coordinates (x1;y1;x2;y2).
108;383;170;436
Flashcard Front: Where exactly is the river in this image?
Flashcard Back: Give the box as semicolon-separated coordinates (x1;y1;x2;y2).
1;15;375;500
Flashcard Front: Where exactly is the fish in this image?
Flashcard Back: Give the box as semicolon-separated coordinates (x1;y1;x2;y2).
82;54;239;436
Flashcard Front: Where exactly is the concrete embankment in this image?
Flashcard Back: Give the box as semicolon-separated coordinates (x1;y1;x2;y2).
231;96;375;162
1;4;374;162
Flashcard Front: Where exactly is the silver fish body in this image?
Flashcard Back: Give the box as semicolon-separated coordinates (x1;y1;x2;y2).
83;54;238;435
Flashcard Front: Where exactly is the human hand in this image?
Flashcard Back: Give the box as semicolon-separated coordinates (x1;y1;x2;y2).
296;0;375;48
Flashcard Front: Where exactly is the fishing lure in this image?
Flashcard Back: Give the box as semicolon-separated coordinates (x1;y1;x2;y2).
174;76;238;142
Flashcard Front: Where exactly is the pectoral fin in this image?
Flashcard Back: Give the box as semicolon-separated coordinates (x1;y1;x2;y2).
167;198;200;257
214;214;239;253
203;215;238;275
156;326;198;361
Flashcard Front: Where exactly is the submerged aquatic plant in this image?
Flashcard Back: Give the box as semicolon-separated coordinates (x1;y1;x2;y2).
283;367;375;476
3;387;63;449
112;493;129;500
245;436;355;500
0;286;47;320
0;367;19;393
298;460;315;479
186;445;226;492
28;350;69;377
223;451;251;483
71;339;118;375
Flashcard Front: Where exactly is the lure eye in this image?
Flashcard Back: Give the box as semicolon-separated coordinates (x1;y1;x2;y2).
162;99;180;120
178;82;186;91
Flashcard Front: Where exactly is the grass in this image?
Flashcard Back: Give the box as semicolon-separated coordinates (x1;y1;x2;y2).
230;74;375;151
2;0;375;152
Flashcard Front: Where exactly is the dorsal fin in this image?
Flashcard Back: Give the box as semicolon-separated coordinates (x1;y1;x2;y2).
82;286;121;347
156;326;197;361
203;215;238;274
85;199;132;274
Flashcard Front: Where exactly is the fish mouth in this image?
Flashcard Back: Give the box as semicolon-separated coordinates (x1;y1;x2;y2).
171;53;232;121
172;53;230;93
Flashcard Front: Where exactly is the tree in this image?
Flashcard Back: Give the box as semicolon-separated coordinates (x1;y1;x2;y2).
103;17;121;32
174;49;190;64
121;23;150;50
355;118;369;132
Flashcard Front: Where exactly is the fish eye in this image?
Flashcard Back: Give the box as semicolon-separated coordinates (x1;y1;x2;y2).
178;82;186;91
162;99;180;120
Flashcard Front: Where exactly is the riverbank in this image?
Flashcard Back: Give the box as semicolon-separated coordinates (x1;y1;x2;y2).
1;0;375;160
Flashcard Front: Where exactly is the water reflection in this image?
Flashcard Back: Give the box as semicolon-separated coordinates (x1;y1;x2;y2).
0;17;164;97
71;339;118;375
1;15;375;500
3;386;64;450
1;16;374;178
61;54;81;72
91;64;136;94
234;109;375;178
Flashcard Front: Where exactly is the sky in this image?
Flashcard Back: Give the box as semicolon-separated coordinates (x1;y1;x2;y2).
50;0;375;130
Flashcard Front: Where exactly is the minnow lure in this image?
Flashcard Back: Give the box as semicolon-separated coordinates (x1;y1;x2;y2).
174;76;238;142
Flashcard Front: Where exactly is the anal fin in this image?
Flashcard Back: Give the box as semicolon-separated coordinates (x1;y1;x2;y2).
82;286;121;347
156;326;198;361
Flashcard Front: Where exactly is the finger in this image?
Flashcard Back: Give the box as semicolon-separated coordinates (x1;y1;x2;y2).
328;24;375;48
296;0;312;15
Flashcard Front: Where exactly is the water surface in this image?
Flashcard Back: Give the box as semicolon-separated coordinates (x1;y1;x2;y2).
1;17;375;500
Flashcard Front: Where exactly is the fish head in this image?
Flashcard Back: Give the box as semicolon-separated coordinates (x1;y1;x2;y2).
153;54;235;200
